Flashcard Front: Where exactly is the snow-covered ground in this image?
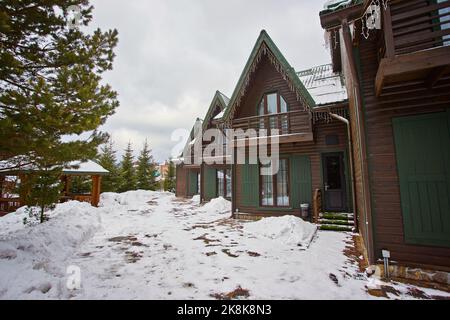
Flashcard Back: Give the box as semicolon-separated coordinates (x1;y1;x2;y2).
0;191;448;300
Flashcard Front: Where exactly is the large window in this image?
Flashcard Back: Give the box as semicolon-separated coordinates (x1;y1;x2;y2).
217;168;232;198
260;159;290;207
258;92;289;134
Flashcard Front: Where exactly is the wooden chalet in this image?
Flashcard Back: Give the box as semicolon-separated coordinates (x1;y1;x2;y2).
320;0;450;270
176;90;232;200
177;31;354;229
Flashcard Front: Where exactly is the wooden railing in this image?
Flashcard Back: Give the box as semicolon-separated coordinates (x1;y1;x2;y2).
383;0;450;57
231;110;310;135
312;189;322;224
0;197;21;215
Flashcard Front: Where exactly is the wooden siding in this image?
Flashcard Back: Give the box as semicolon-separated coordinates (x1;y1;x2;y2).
175;165;187;197
357;29;450;267
234;54;312;135
234;121;350;216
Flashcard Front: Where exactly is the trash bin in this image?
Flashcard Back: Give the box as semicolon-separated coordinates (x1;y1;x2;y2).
300;203;310;220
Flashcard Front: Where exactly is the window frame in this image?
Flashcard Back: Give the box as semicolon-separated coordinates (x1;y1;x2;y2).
259;158;291;208
216;168;232;199
257;91;290;134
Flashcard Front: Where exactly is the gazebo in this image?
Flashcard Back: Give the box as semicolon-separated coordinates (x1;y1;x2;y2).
0;160;109;215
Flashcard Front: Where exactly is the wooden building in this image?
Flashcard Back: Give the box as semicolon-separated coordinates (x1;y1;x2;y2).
0;160;108;214
177;31;354;230
320;0;450;269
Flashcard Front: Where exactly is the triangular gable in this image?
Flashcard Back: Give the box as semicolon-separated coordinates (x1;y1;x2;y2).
202;90;230;130
222;30;316;123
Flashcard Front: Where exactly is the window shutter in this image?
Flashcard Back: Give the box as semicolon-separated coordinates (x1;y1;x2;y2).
242;163;259;207
188;171;198;195
291;155;312;209
204;167;217;200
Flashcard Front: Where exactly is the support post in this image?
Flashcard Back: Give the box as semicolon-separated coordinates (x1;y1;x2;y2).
91;175;101;207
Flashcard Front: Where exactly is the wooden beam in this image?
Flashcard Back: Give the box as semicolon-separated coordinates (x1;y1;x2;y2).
382;4;395;59
375;46;450;96
425;66;449;89
91;175;101;207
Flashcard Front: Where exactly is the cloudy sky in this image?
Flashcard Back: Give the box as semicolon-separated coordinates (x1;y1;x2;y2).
89;0;331;162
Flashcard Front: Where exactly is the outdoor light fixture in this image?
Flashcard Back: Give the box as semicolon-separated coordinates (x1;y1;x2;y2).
382;249;390;280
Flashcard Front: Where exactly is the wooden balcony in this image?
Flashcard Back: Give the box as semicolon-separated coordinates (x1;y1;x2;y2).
231;110;313;144
376;0;450;96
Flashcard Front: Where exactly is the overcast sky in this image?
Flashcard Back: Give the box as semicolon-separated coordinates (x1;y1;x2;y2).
89;0;331;163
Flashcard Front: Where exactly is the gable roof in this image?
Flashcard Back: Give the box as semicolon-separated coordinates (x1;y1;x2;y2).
202;90;230;129
0;158;109;175
222;30;316;122
297;64;348;106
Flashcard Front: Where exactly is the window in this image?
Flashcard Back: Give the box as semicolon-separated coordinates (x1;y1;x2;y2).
260;159;290;207
438;0;450;45
217;168;232;198
257;92;289;134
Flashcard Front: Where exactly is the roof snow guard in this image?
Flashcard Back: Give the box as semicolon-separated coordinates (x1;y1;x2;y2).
297;64;348;106
223;30;316;123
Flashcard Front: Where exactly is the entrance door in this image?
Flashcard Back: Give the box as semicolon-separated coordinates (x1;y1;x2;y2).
393;111;450;247
322;152;346;211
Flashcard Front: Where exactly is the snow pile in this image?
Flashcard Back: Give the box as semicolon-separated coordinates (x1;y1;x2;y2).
100;190;156;206
0;201;101;299
201;197;230;214
191;194;200;204
244;215;317;247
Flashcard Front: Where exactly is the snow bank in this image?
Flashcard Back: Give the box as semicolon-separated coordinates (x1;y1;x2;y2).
191;195;200;204
100;190;156;206
0;201;101;299
244;215;317;247
200;197;231;214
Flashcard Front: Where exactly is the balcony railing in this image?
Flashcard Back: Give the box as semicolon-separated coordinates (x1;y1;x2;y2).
383;0;450;58
231;110;311;136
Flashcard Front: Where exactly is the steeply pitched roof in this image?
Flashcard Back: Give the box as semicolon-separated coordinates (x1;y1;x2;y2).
222;30;316;121
202;90;230;128
297;64;348;106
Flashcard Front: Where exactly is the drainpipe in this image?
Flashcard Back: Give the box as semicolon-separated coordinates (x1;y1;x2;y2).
341;19;375;264
329;111;358;232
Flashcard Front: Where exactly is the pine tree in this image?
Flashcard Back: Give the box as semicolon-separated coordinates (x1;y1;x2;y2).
118;142;136;192
136;139;157;190
20;167;63;224
0;1;119;169
97;138;120;192
164;160;176;192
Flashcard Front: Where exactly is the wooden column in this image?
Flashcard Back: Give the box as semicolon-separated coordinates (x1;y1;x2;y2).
91;175;101;207
383;4;395;58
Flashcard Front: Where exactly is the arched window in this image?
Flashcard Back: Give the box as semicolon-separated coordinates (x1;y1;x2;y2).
258;92;289;134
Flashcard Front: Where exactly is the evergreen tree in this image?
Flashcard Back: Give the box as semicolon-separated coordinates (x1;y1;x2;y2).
164;160;176;192
118;142;136;192
0;1;119;169
20;167;63;224
136;139;157;190
97;138;120;192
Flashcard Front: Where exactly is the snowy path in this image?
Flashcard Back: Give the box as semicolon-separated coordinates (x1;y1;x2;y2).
0;191;449;300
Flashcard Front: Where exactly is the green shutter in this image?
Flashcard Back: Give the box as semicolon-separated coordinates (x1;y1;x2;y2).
188;170;198;196
393;112;450;247
241;163;259;207
291;155;312;209
204;167;217;200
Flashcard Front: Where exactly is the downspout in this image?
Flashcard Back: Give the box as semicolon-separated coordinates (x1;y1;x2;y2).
341;19;375;263
328;112;358;232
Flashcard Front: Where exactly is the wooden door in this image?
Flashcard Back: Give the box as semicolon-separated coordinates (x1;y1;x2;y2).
322;152;346;211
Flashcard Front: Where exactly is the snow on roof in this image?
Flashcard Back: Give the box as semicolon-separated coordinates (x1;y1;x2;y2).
322;0;359;13
297;64;348;106
63;160;109;175
0;158;108;175
213;109;226;120
218;91;230;106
